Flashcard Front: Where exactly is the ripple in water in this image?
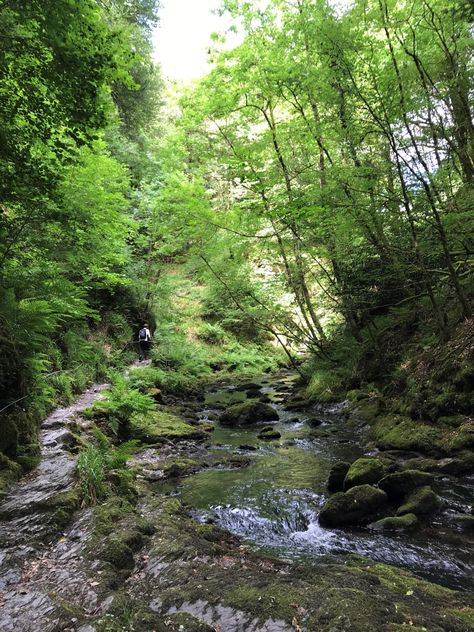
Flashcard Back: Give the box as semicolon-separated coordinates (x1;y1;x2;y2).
192;487;474;590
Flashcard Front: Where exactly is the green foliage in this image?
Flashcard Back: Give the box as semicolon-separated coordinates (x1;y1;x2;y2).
87;375;155;435
77;429;139;505
196;322;227;345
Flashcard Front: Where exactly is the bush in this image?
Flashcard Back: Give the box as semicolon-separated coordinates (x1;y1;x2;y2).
197;322;227;345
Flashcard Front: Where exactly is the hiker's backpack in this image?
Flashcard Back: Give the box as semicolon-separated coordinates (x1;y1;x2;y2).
139;327;147;340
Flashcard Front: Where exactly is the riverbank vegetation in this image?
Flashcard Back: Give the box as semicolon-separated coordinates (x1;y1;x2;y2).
0;3;473;625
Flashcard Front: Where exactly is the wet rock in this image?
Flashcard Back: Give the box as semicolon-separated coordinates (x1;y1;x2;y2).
219;402;279;427
378;470;433;500
327;461;351;493
307;417;323;427
234;383;262;392
453;514;474;529
396;486;441;517
246;389;262;399
319;485;388;527
343;458;387;490
257;427;281;440
239;445;258;451
259;395;272;403
369;513;418;532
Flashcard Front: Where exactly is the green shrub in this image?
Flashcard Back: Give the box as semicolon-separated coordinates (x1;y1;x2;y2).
197;322;227;345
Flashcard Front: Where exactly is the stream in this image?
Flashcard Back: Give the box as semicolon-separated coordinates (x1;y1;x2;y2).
1;372;474;631
162;374;474;591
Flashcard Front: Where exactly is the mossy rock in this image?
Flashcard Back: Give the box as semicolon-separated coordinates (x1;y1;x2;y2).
327;461;351;492
346;389;370;402
438;415;466;428
372;415;443;453
0;418;19;456
344;457;387;490
130;410;207;443
102;537;135;570
258;427;281;440
163;458;199;478
400;457;439;472
369;513;418;532
319;484;388;527
146;387;163;403
379;470;433;500
444;422;474;452
0;452;23;496
351;398;382;424
396;486;441;517
16;443;41;471
219;401;279;427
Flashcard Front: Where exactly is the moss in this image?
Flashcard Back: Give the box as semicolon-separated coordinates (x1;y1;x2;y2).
319;484;388;526
350;398;382;424
366;562;453;598
130;410;208;443
223;582;303;623
346;389;370;402
15;443;41;471
93;496;135;536
400;457;439;472
327;461;351;492
219;401;279;426
0;452;23;496
102;537;135;570
308;586;400;632
438;415;466;428
379;470;433;499
343;457;387;490
372;415;443;453
0;417;19;456
396;486;441;517
41;489;80;511
445;608;474;628
369;513;418;531
163;458;200;478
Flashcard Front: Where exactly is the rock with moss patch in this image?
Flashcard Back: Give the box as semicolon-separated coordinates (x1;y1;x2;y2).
219;401;279;427
396;486;441;516
378;470;433;500
344;458;387;490
372;415;443;453
258;427;281;440
0;418;19;457
369;513;418;532
130;411;207;443
319;484;388;527
327;461;351;492
102;537;135;570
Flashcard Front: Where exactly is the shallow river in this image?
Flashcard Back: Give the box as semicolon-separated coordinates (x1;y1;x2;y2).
164;375;474;591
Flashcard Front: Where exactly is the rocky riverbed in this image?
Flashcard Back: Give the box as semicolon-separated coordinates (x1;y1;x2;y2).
1;372;474;631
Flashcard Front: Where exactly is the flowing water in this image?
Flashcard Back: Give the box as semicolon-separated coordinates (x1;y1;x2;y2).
165;375;474;591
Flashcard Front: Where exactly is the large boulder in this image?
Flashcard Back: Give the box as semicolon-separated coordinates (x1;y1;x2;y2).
378;470;433;500
396;486;441;517
319;485;388;527
343;458;387;490
219;401;279;427
327;461;351;493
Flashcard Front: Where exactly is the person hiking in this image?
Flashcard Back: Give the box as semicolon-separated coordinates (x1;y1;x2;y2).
138;323;152;361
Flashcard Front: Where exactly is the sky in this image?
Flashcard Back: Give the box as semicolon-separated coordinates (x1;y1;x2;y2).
152;0;238;83
152;0;352;83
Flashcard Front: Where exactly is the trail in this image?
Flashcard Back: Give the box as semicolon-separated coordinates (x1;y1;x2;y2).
0;384;108;631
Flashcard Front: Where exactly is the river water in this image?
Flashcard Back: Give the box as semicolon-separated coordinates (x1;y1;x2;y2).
164;375;474;591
